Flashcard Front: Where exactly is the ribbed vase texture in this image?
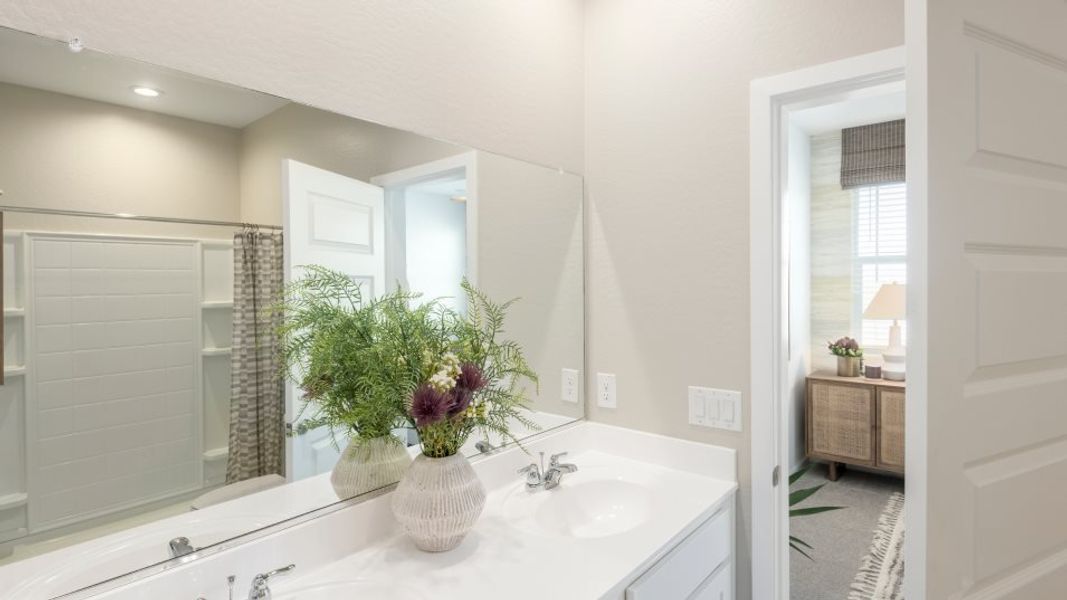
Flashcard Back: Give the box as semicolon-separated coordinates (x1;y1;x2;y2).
330;436;412;500
391;453;486;552
837;356;862;377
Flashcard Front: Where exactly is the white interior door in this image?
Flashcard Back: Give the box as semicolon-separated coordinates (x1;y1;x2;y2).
915;2;1067;597
283;159;385;482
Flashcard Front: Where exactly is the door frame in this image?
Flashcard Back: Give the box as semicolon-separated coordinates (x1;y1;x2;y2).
371;151;479;292
748;46;915;600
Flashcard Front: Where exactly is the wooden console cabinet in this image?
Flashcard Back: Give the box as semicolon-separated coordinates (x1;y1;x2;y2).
806;371;904;481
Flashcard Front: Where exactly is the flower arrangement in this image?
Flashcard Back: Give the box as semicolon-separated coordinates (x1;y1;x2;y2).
827;336;863;358
277;266;537;458
406;282;539;458
277;266;456;445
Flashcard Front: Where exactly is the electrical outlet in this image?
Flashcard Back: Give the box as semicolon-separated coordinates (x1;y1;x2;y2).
561;368;579;404
597;373;617;408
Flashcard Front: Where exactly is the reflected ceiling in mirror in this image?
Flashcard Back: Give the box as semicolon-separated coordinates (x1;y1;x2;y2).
0;25;583;599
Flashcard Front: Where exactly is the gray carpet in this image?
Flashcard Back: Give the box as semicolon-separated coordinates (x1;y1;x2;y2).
790;464;904;600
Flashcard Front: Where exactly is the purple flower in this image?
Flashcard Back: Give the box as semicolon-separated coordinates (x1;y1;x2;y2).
449;387;472;418
455;363;486;393
411;384;450;427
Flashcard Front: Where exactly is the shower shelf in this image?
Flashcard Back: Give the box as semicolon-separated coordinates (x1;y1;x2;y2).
200;301;233;309
3;308;24;318
3;366;25;377
201;347;232;357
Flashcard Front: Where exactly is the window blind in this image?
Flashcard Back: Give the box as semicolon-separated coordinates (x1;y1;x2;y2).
855;183;907;348
841;119;905;189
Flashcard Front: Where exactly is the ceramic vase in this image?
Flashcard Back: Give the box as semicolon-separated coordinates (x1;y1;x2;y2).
391;452;486;552
330;436;412;500
837;356;862;377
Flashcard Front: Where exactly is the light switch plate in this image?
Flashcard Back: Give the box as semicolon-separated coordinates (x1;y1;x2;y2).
709;388;743;432
561;368;579;404
597;373;617;408
688;386;707;425
688;386;742;432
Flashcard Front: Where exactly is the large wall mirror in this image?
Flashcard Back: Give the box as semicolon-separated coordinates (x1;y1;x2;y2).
0;27;583;598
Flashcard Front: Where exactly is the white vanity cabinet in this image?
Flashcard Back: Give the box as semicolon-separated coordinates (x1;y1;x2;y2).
625;497;734;600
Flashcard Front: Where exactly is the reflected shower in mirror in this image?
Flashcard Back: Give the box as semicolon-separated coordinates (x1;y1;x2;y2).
0;26;582;599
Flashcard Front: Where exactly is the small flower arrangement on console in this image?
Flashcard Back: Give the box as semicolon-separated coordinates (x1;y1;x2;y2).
828;336;863;358
828;336;863;377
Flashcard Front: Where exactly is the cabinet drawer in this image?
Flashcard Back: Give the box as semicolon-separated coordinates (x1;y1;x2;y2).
626;507;731;600
690;563;732;600
807;380;876;465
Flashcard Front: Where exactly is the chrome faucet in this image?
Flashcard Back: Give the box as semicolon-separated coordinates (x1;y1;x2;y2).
168;536;195;558
474;440;498;454
247;564;295;600
518;451;578;491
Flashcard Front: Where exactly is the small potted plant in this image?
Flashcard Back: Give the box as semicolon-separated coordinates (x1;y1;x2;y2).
278;266;450;500
828;336;863;377
391;281;538;552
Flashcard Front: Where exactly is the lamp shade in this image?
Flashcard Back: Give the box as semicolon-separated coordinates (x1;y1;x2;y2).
864;282;906;320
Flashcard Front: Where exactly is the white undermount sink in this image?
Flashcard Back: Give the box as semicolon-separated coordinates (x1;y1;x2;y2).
501;455;655;539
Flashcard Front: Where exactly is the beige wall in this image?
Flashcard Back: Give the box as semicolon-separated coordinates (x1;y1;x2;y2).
0;82;240;236
0;1;585;174
583;2;903;597
239;103;464;226
475;151;584;419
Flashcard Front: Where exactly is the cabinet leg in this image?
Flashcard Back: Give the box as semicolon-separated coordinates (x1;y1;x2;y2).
828;462;841;482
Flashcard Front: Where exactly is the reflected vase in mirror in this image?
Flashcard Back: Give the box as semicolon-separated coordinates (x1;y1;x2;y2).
331;437;411;500
278;266;426;500
392;281;539;552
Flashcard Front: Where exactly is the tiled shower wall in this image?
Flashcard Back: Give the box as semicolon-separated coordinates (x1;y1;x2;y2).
30;237;200;530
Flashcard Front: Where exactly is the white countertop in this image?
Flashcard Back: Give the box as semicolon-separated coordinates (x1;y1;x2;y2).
0;411;576;600
42;421;737;600
272;449;735;599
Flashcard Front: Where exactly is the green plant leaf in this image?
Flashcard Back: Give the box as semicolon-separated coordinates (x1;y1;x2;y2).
790;535;813;550
789;484;827;507
790;538;814;561
789;463;811;487
790;506;845;518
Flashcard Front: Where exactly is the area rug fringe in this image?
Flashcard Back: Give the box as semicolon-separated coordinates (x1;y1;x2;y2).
848;491;905;600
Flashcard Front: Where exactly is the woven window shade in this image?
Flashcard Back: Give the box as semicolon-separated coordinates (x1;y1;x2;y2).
840;119;905;189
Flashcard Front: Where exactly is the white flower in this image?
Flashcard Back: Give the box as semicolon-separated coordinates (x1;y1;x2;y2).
428;351;462;392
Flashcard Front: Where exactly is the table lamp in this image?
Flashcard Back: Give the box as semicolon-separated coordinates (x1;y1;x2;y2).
864;282;906;381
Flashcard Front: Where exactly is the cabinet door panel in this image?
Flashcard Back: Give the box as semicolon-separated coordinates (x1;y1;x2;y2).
877;389;905;472
808;381;875;464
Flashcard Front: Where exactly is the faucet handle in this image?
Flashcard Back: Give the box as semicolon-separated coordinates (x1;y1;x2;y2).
264;564;296;579
549;452;569;466
248;564;295;600
517;463;540;476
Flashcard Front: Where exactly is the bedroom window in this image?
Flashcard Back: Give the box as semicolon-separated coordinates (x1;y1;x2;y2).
854;182;907;348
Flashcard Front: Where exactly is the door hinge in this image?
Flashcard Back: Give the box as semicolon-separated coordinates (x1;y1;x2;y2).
772;465;781;487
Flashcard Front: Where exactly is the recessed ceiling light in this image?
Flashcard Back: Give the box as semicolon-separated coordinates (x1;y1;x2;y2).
131;86;162;98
